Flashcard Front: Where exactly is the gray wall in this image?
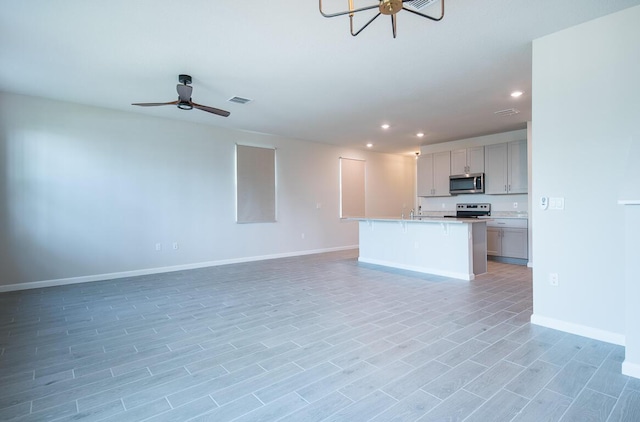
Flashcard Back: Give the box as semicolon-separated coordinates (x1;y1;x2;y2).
531;5;640;343
0;92;416;289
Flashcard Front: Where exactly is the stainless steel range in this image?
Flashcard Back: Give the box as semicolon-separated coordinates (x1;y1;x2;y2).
455;203;491;218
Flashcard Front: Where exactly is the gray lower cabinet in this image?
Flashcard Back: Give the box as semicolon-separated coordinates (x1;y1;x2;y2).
487;227;501;256
486;218;528;260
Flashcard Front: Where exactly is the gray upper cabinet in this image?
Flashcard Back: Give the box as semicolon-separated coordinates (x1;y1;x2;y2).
417;151;451;197
485;140;527;194
451;146;484;175
508;140;528;193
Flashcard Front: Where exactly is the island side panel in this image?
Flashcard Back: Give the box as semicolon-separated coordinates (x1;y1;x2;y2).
472;221;488;276
357;220;474;280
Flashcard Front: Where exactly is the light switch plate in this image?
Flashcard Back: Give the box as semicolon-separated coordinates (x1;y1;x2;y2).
549;197;565;210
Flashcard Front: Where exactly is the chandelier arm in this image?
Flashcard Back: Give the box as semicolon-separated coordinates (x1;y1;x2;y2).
350;12;382;36
319;0;381;18
401;0;445;22
391;13;397;38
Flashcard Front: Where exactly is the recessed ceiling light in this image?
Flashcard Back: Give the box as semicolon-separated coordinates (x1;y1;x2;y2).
366;143;373;148
381;124;390;129
511;91;523;98
417;132;425;137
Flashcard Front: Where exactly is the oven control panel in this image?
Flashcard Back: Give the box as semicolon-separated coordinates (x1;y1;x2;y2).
456;203;491;217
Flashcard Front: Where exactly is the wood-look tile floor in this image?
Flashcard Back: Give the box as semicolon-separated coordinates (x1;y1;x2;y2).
1;250;639;421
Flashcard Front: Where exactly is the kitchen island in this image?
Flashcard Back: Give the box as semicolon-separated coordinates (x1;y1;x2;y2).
355;217;488;280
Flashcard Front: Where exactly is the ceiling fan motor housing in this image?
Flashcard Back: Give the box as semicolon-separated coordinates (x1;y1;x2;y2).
178;74;192;85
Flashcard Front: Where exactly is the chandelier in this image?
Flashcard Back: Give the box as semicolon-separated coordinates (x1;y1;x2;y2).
319;0;445;38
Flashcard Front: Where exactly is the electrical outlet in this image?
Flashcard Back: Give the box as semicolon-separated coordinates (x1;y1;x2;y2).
155;243;162;251
301;233;305;239
513;202;518;209
549;273;559;286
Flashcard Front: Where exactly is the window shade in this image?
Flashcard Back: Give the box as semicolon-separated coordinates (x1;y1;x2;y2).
236;145;276;223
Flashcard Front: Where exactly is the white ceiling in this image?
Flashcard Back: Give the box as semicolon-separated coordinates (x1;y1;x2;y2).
2;0;640;155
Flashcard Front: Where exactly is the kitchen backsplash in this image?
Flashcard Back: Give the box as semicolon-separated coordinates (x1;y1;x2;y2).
418;193;529;215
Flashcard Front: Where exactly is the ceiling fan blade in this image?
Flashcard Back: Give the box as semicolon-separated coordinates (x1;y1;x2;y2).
131;100;179;107
176;84;193;101
192;102;231;117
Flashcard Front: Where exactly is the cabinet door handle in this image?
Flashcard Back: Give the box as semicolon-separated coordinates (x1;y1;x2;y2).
504;185;507;192
508;184;511;192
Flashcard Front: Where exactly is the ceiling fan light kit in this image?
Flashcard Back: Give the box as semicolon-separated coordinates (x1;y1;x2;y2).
319;0;444;38
132;74;230;117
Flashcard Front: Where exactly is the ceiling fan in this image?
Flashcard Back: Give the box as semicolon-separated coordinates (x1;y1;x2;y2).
132;74;230;117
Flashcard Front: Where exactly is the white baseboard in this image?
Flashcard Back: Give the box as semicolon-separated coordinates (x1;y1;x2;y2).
0;245;359;293
530;314;625;346
622;360;640;380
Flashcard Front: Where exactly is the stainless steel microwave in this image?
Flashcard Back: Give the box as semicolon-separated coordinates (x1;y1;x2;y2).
449;173;484;194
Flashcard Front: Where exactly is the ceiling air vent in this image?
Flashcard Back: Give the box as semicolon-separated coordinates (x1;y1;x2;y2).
405;0;439;10
228;96;252;105
494;108;520;117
